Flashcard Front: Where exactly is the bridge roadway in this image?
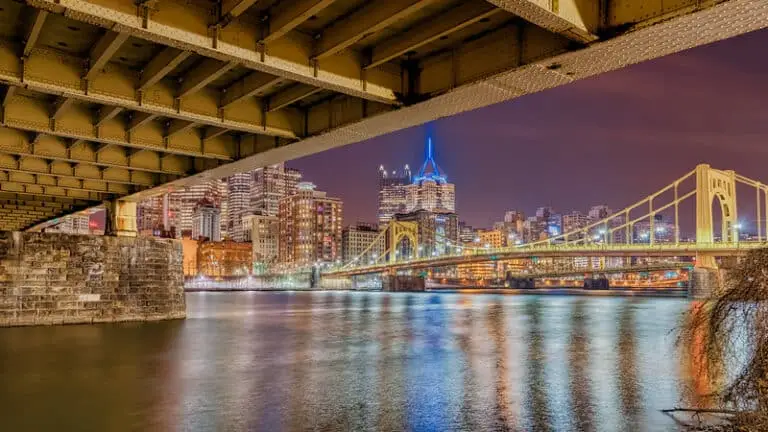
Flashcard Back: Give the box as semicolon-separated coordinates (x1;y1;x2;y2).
0;0;765;230
326;242;763;277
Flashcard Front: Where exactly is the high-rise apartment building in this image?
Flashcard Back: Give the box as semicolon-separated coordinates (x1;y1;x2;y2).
278;182;343;265
251;163;302;217
192;202;221;241
227;172;252;242
477;229;505;248
172;179;225;238
244;214;279;271
377;164;411;224
588;205;613;221
342;223;384;264
562;211;590;233
458;221;475;245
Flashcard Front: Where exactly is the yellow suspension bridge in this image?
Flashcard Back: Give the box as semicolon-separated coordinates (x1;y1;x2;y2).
326;164;768;278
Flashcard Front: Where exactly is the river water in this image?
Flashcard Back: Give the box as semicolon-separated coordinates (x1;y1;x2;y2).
0;292;711;431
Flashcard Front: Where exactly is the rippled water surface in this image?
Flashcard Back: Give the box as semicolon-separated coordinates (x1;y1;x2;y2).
0;292;711;431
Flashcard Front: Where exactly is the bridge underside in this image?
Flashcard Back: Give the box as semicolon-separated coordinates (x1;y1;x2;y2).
0;0;765;230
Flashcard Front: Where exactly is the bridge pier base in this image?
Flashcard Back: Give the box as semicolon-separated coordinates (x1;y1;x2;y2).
382;275;425;292
0;231;185;327
690;267;722;299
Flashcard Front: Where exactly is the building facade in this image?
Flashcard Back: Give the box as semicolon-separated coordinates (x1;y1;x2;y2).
377;164;411;224
342;223;384;264
191;202;221;241
563;211;590;233
251;163;302;217
172;180;224;238
227;172;252;242
244;214;279;272
278;182;343;265
477;229;505;249
196;240;253;277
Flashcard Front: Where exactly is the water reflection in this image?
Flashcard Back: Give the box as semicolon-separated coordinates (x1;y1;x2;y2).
568;299;595;432
0;292;716;431
617;301;641;430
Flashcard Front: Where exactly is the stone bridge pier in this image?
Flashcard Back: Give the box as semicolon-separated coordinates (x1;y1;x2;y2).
0;231;185;327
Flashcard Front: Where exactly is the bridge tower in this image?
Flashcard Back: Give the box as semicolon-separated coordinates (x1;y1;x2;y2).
695;164;738;269
386;221;418;264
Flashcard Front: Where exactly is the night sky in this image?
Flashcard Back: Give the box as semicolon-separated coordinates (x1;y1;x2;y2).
291;28;768;230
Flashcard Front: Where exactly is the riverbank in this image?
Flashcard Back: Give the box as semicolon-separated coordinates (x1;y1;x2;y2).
184;286;688;298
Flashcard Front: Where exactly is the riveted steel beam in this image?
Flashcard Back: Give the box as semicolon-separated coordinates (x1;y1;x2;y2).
484;0;598;44
0;181;110;201
313;0;443;60
165;119;197;138
2;86;16;107
0;124;187;177
50;97;74;119
221;73;281;108
139;47;192;91
267;85;322;112
204;126;230;141
128;111;158;131
219;0;260;26
262;0;339;43
0;153;152;186
23;9;48;57
29;0;399;105
0;39;299;139
366;3;503;69
94;105;122;127
178;59;238;99
1;102;226;164
85;30;130;79
0;170;134;194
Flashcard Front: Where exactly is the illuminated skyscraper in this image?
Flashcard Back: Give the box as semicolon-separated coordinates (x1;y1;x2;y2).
405;138;455;213
377;164;411;224
227;172;252;242
278;182;343;265
251;163;302;216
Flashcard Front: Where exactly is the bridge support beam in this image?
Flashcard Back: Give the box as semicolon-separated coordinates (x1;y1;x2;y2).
104;200;137;237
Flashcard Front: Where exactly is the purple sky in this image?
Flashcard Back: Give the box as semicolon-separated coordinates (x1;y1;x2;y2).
291;29;768;230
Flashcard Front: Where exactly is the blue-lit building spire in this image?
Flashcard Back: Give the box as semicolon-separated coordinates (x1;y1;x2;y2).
414;137;447;184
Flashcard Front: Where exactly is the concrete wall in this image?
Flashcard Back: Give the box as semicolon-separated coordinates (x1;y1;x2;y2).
0;232;185;326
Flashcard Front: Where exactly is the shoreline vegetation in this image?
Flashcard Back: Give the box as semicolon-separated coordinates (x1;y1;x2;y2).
677;249;768;431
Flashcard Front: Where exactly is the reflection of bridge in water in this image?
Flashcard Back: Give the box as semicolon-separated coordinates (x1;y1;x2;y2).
326;165;768;295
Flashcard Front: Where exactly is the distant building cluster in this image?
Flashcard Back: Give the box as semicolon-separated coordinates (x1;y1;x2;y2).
50;134;686;278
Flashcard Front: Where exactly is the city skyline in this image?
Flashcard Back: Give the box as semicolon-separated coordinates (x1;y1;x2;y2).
291;28;768;228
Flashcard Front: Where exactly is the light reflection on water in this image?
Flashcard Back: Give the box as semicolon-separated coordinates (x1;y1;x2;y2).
0;292;713;431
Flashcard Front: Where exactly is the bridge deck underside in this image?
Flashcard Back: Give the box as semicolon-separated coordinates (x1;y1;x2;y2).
0;0;765;230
